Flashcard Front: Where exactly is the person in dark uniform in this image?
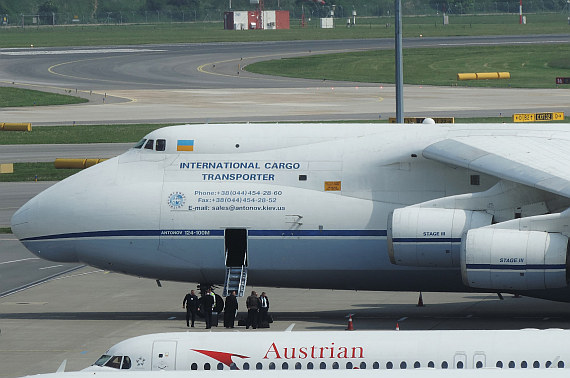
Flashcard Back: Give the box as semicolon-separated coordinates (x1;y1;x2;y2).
182;289;199;327
259;291;270;326
224;291;238;328
245;290;260;329
203;288;215;329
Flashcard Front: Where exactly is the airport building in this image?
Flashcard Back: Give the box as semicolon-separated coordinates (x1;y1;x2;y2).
223;10;290;30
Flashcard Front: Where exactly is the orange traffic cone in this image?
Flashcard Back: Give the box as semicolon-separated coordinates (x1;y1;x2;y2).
395;322;400;330
346;315;354;331
417;292;424;307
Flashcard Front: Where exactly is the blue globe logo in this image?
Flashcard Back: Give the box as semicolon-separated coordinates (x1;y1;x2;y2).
168;192;186;209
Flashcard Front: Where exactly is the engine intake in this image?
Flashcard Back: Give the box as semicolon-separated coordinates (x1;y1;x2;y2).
387;208;492;267
461;228;569;290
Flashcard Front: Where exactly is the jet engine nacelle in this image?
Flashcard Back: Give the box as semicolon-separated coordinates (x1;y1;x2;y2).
461;228;569;291
387;208;492;267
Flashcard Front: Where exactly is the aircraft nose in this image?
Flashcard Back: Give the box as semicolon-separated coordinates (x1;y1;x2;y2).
11;184;79;263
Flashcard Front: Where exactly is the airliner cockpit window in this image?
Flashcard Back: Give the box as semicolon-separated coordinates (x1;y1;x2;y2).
156;139;166;151
133;139;146;149
121;356;132;369
104;356;123;369
144;139;155;150
94;355;112;366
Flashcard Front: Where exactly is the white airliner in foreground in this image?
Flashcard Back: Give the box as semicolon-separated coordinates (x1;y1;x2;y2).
10;123;570;301
18;369;570;378
83;329;569;371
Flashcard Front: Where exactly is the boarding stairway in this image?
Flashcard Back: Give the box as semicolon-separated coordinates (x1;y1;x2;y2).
223;266;247;297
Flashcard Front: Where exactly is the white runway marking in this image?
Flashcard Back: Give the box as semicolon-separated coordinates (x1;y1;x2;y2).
39;264;64;270
0;257;39;265
0;48;166;56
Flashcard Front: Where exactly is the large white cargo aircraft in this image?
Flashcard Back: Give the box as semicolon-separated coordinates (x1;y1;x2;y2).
82;329;569;371
10;123;570;300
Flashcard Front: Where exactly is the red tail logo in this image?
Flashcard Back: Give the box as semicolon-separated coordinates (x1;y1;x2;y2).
191;349;249;368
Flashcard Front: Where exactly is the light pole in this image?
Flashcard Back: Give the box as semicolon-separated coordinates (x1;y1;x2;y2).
395;0;403;123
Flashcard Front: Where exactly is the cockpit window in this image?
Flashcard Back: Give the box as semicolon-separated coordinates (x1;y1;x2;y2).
156;139;166;151
144;139;154;150
105;356;123;369
133;139;146;149
94;355;112;366
122;356;132;369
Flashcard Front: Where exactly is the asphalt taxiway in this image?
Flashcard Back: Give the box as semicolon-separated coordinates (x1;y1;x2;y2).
1;35;569;125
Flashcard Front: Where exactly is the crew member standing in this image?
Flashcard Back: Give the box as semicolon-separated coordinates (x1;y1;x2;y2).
259;291;270;326
182;289;199;327
245;290;259;329
224;291;238;328
203;288;215;329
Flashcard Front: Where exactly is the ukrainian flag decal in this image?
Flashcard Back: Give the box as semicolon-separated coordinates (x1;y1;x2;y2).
177;139;194;151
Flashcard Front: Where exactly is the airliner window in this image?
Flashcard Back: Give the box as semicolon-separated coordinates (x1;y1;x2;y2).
476;361;483;369
414;361;420;368
121;356;132;369
372;362;380;369
191;363;197;370
428;361;434;368
105;356;123;369
307;362;314;369
545;361;552;368
346;362;353;369
295;363;302;370
230;363;237;370
332;362;339;369
320;362;326;369
386;362;393;369
94;355;112;366
457;361;464;369
242;363;249;370
144;139;154;150
269;362;275;370
156;139;166;151
217;363;224;370
256;363;262;370
533;361;540;368
496;361;503;368
204;363;211;370
508;361;515;368
558;361;564;368
400;361;407;369
282;362;289;370
360;362;366;369
441;361;448;369
133;139;146;149
521;361;527;368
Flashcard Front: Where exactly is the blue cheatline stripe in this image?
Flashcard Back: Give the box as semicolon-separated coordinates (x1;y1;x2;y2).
466;264;566;270
393;238;461;243
22;229;387;242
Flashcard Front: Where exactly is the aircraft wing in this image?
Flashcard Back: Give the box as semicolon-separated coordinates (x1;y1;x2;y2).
423;135;570;199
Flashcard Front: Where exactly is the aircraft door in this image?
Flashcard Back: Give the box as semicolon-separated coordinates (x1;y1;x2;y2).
473;353;486;369
151;341;177;371
225;228;248;267
453;353;467;369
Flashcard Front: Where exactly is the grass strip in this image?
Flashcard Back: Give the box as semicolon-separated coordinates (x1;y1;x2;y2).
0;162;81;182
0;227;12;233
246;44;570;89
2;118;568;146
1;14;570;48
0;124;168;145
0;87;88;107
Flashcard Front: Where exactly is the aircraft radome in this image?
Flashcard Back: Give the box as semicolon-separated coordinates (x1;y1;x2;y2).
82;328;570;371
11;122;570;301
